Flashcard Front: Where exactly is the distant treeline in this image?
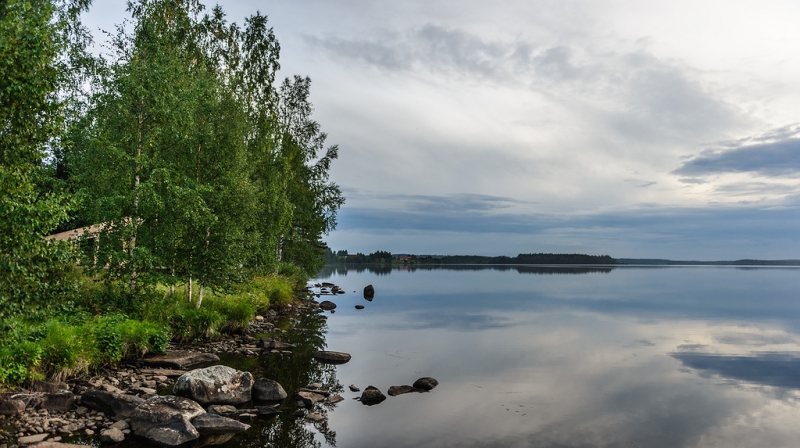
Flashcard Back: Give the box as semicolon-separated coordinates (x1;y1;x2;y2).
618;258;800;266
425;253;618;265
326;249;617;265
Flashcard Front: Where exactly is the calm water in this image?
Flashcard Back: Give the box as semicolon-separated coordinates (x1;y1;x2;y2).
104;265;800;447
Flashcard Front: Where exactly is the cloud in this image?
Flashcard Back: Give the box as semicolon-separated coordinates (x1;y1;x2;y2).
674;137;800;177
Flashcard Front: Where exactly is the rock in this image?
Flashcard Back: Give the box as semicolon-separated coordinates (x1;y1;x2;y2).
80;390;144;419
252;378;287;402
130;395;205;446
256;338;295;350
360;386;386;406
199;433;235;446
140;351;220;370
312;351;351;364
326;395;344;404
173;365;254;405
17;434;48;445
190;414;250;435
40;392;75;413
0;398;25;415
27;443;86;448
318;301;336;310
206;405;237;415
296;391;326;408
412;377;439;391
348;384;360;392
99;427;125;443
363;285;375;301
321;282;335;287
256;406;280;417
304;412;327;423
84;429;94;436
32;381;69;393
388;385;423;396
110;420;129;431
138;368;187;378
255;315;264;322
354;305;365;310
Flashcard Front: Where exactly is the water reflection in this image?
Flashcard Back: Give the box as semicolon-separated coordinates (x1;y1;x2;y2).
672;352;800;390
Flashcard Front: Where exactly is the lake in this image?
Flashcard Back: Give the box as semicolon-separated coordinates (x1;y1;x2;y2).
99;265;800;447
302;265;800;448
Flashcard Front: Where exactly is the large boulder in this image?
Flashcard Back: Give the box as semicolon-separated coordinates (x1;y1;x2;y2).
130;395;205;446
40;391;75;412
141;351;220;369
173;365;254;405
191;414;250;434
0;396;25;415
312;351;351;364
252;378;287;402
80;390;144;419
363;285;375;301
359;386;386;406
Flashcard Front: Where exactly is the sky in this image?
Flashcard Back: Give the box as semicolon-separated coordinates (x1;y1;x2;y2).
83;1;800;260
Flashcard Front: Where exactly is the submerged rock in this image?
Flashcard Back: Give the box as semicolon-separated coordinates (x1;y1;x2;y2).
191;414;250;434
312;351;351;364
256;338;296;350
387;385;423;396
319;301;337;310
359;386;386;406
173;365;254;405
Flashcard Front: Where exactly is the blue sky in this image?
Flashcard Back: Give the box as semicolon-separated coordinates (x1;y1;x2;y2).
84;1;800;259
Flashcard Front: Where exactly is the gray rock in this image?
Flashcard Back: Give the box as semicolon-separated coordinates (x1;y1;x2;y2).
359;386;386;406
140;351;220;370
252;378;287;402
17;434;48;445
412;377;439;391
40;392;75;413
318;301;337;310
304;412;327;423
0;398;25;415
99;427;125;443
206;405;237;415
326;395;344;404
296;391;326;408
255;339;295;350
110;420;129;431
363;285;375;300
32;381;69;393
191;414;250;434
129;395;205;444
80;391;144;419
312;351;351;364
173;365;253;405
388;385;422;396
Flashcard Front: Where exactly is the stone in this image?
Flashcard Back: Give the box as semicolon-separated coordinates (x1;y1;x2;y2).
32;381;69;394
84;429;94;436
255;406;280;417
17;434;48;445
24;443;86;448
0;398;25;416
312;351;351;364
359;386;386;406
363;285;375;301
296;391;326;408
326;395;344;404
40;392;75;413
355;305;365;310
138;369;187;378
74;406;88;415
256;339;295;350
99;427;125;443
318;301;336;310
191;414;250;435
80;391;144;419
388;385;422;396
255;315;264;322
412;377;439;391
140;351;220;370
304;412;327;423
130;396;205;446
252;378;287;402
173;365;254;405
110;420;129;431
206;405;237;415
348;385;360;392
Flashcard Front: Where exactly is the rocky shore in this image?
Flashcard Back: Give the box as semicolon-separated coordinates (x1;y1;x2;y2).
0;283;437;448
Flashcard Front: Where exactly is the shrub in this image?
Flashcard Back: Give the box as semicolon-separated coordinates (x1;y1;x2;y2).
42;320;92;381
205;295;256;333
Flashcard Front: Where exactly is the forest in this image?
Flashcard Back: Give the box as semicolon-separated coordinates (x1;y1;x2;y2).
0;0;343;386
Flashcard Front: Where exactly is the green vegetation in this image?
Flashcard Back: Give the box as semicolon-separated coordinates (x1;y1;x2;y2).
0;0;342;387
